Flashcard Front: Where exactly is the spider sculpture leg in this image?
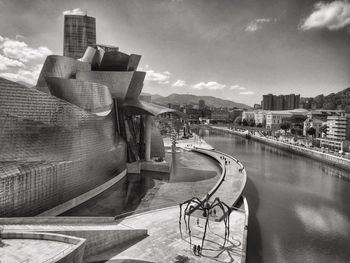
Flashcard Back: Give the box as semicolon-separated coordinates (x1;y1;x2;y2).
211;198;232;247
201;207;210;250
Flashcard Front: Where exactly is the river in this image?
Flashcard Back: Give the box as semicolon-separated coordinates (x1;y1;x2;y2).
202;128;350;263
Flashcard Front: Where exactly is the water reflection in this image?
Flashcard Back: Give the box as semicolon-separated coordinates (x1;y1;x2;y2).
295;204;349;237
202;128;350;263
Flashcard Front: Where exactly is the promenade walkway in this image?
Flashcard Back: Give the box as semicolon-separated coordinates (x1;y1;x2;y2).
2;140;248;263
92;206;246;263
88;146;248;262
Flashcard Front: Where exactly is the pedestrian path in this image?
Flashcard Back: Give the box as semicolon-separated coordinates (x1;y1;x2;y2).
88;206;245;263
88;147;248;263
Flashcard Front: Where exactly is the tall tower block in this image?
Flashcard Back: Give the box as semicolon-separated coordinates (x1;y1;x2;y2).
63;14;96;59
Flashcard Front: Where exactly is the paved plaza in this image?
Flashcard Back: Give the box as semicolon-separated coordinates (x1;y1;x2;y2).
88;206;246;263
0;238;75;263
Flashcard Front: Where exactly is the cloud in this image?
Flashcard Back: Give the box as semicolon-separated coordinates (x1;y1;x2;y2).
300;1;350;30
2;38;52;62
0;35;49;85
240;90;255;95
62;8;85;16
230;85;246;90
144;69;171;84
0;54;25;70
245;18;275;32
15;34;25;40
172;80;186;87
191;81;226;90
0;64;43;85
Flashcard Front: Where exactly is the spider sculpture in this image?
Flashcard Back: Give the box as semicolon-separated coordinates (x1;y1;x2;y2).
179;195;232;250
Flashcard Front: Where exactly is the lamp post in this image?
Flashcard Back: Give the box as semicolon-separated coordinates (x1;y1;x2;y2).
0;225;3;245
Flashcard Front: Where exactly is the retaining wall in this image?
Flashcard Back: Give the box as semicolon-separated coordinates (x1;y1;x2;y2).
38;169;127;216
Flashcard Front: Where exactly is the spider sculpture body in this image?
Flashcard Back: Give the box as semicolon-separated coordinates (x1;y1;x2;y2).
179;195;232;250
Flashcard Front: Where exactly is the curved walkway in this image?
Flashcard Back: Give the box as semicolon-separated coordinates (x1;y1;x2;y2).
89;147;248;263
2;147;249;263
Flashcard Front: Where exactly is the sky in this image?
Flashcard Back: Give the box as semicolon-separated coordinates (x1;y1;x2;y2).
0;0;349;106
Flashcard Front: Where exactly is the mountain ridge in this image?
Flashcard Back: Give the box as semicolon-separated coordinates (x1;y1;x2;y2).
151;93;251;109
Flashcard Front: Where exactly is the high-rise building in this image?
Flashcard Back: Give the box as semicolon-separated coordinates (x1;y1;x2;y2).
274;95;284;110
262;94;300;110
327;115;350;141
262;94;273;110
198;99;205;110
63;14;96;59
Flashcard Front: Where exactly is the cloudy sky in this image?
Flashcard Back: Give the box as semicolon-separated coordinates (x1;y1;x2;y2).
0;0;349;106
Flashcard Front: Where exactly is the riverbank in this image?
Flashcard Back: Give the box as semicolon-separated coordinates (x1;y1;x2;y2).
211;126;350;177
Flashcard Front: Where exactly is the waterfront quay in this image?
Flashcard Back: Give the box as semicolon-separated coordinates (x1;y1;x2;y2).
211;125;350;175
1;139;248;263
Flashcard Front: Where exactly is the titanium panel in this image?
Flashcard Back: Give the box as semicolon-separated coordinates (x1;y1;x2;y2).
36;55;91;94
76;71;134;99
45;77;113;114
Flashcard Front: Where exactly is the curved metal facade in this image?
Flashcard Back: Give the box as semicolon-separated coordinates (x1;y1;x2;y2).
0;16;172;216
0;77;126;216
45;77;113;114
36;55;91;94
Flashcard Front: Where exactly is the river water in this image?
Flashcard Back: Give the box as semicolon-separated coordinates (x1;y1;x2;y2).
203;128;350;263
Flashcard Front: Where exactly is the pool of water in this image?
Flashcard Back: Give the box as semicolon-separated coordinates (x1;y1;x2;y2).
200;127;350;263
61;149;221;216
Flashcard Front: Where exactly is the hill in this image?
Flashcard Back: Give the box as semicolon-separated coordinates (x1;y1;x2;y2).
152;93;251;109
301;87;350;111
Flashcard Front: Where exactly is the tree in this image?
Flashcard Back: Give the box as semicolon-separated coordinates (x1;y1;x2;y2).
242;119;248;126
257;123;263;128
280;122;290;131
234;116;242;126
307;127;316;137
249;120;255;127
291;125;303;136
173;119;183;136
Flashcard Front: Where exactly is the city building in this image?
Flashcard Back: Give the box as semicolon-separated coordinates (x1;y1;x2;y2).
254;111;267;126
211;110;229;122
184;107;200;123
275;95;284;110
284;94;300;110
262;93;300;110
254;104;262;109
242;111;255;122
265;111;293;130
262;94;274;110
317;138;350;153
326;115;350;141
64;14;97;59
303;118;324;138
307;110;345;122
